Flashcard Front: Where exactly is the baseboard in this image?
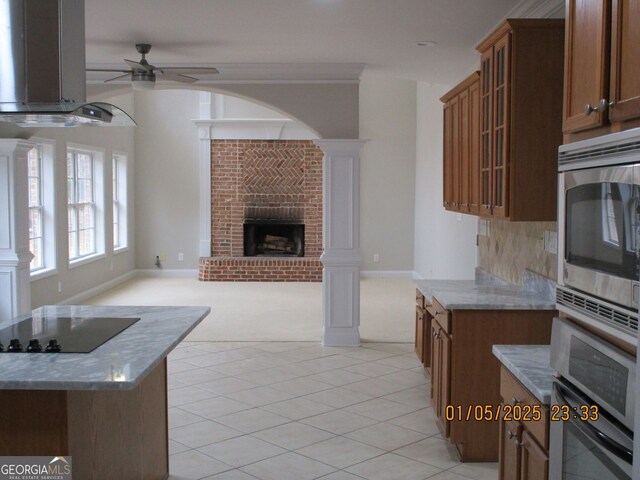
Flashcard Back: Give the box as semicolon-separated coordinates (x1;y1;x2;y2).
136;269;199;278
360;270;414;279
411;271;424;280
57;270;137;305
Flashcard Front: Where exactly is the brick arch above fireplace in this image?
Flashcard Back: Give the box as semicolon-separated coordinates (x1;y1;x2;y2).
199;140;323;281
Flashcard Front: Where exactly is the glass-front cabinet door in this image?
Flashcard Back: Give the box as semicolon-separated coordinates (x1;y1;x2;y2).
492;35;510;218
480;48;493;216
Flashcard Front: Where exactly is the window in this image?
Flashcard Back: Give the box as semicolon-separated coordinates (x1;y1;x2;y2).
28;146;44;270
112;153;128;251
67;146;104;264
28;140;56;277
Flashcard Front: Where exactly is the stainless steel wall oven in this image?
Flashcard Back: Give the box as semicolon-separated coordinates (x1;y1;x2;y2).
550;317;635;479
557;128;640;344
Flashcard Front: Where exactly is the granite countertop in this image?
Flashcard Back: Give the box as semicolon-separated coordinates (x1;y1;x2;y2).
492;345;555;404
0;305;209;391
414;269;556;310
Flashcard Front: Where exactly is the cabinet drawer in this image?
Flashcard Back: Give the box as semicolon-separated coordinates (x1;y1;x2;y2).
416;289;425;308
500;366;548;450
429;298;451;334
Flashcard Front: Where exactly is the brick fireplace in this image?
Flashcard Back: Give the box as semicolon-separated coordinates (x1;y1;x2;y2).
198;140;323;281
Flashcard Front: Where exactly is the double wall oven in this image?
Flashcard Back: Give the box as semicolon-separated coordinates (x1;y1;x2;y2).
550;317;635;479
552;128;640;478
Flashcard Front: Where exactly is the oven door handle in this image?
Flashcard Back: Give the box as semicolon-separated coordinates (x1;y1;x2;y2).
553;382;633;465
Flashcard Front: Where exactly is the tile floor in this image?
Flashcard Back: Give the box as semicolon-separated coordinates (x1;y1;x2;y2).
167;341;499;480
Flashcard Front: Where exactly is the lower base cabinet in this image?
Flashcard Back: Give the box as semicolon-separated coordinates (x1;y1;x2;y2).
429;299;554;462
415;290;431;367
499;367;549;480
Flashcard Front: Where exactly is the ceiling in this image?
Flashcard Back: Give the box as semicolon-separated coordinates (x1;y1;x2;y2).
84;0;562;86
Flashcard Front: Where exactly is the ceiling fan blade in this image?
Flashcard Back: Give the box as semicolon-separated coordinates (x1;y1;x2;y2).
156;67;219;75
104;73;132;83
157;71;198;83
124;59;153;72
86;68;131;73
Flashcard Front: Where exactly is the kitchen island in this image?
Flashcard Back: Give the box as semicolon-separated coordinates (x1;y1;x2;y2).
0;305;210;480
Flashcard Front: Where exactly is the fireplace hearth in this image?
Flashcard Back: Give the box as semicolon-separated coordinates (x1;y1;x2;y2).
244;222;304;257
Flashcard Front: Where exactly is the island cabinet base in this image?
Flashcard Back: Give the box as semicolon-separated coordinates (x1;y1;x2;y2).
0;359;168;480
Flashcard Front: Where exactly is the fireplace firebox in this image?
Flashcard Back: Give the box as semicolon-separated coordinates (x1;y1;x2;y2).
244;223;304;257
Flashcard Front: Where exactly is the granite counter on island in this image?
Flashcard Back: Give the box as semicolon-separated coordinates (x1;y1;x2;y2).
0;305;210;480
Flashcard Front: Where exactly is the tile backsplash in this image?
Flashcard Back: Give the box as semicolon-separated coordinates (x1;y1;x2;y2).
478;219;557;286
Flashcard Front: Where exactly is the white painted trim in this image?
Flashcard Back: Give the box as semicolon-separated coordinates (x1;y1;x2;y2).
360;270;414;279
68;253;106;270
412;271;424;280
136;269;199;278
56;270;136;305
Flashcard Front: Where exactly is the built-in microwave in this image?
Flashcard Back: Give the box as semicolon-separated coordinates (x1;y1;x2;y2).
557;128;640;344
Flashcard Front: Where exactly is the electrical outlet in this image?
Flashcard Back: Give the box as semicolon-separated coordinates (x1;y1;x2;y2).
57;282;62;293
178;253;184;262
159;253;167;262
373;253;380;263
456;213;462;221
110;261;114;271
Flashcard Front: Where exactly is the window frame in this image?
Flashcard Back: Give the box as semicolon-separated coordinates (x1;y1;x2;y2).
112;151;129;253
29;139;57;280
66;144;105;268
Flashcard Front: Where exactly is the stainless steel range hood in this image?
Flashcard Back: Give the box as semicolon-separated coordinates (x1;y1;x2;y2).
0;0;135;127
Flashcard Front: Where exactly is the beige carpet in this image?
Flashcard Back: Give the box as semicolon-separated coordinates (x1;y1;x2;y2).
86;276;415;342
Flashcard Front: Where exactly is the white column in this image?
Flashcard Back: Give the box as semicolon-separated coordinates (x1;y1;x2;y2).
0;140;34;320
195;92;213;257
314;139;367;347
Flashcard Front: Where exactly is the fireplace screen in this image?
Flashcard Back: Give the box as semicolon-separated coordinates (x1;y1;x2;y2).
244;223;304;257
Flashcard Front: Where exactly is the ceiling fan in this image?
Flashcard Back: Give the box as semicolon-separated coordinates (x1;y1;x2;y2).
86;43;219;90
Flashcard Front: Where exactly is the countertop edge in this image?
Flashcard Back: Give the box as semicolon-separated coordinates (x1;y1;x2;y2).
0;306;211;391
492;345;554;404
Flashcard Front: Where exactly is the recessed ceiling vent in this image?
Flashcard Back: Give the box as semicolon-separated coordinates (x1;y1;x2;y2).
0;0;135;127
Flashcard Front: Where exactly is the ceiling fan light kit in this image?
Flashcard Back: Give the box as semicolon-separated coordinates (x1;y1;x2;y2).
87;43;219;89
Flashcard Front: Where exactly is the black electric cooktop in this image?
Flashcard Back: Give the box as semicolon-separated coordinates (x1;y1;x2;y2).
0;317;140;353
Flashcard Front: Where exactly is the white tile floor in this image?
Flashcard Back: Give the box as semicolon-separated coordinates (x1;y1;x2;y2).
167;342;499;480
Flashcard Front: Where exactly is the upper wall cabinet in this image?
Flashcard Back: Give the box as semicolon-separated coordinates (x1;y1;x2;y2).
476;19;565;221
563;0;640;140
441;72;480;215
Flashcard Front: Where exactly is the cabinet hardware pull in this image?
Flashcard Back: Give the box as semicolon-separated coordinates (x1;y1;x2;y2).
598;98;613;111
507;430;516;439
513;439;524;447
511;397;520;406
584;103;599;116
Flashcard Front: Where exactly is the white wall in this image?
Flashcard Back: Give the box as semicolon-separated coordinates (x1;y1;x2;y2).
29;93;136;306
413;82;477;279
134;89;202;270
359;72;417;272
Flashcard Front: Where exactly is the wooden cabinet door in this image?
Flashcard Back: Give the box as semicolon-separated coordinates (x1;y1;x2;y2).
563;0;611;132
468;79;481;215
491;34;510;218
479;49;493;217
443;101;454;209
609;0;640;122
520;430;549;480
430;319;440;409
439;330;451;438
459;89;471;212
451;96;461;210
415;306;424;363
499;418;522;480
